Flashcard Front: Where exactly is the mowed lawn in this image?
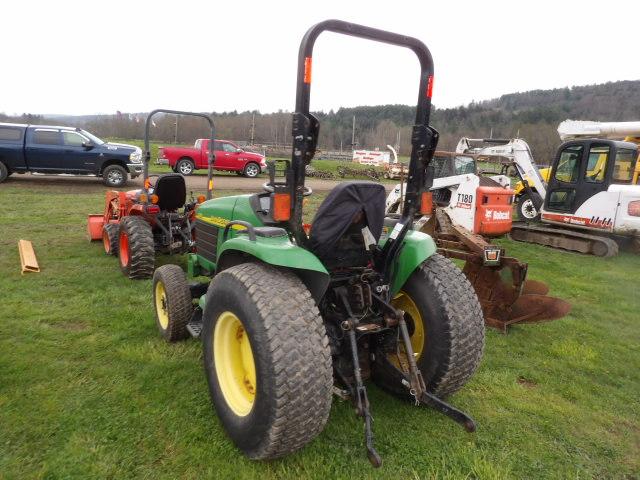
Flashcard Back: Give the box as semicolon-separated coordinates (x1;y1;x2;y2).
0;178;639;480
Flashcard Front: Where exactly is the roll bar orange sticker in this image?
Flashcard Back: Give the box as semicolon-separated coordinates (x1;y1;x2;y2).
427;75;434;98
304;57;312;84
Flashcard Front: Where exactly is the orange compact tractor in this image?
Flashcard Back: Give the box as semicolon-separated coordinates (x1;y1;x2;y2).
87;109;215;278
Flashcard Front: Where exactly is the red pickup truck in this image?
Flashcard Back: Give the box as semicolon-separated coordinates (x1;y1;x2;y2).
158;139;267;177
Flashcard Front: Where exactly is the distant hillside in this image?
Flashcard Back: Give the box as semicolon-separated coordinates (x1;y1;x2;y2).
2;80;638;163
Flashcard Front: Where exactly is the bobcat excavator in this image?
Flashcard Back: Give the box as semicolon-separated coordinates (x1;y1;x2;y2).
386;150;571;332
456;130;640;257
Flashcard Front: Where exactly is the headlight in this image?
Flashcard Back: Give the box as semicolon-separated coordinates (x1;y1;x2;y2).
129;149;142;163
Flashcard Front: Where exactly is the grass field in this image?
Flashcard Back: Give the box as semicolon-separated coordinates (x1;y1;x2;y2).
0;179;639;479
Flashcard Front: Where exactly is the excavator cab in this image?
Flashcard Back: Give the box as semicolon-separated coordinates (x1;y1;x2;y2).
544;139;638;214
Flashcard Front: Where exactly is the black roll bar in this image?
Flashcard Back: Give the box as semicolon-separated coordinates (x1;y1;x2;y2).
144;109;216;200
290;20;439;287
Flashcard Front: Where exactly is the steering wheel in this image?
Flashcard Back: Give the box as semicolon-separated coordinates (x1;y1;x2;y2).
262;183;313;197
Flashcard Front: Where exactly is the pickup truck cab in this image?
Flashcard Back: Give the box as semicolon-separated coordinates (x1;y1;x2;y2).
0;123;142;187
158;139;266;177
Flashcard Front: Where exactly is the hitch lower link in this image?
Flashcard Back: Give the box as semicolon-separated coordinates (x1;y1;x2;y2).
341;292;476;468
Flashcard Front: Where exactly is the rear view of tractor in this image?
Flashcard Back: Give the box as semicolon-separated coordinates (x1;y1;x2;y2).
151;20;485;467
87;110;215;278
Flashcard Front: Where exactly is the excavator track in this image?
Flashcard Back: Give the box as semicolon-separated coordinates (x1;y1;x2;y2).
510;222;619;258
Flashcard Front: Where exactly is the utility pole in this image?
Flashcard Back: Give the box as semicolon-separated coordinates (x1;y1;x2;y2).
174;115;178;144
351;115;356;150
250;112;255;145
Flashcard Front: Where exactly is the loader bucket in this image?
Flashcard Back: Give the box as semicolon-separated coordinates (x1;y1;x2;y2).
462;261;571;333
87;215;104;241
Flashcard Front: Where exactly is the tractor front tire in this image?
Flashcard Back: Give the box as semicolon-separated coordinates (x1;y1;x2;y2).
102;223;119;255
202;262;333;460
374;253;485;399
153;265;192;342
118;216;155;279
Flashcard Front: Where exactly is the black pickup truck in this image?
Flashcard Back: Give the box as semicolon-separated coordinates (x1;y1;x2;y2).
0;123;142;187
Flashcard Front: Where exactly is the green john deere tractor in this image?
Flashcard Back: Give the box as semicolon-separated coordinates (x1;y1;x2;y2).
152;20;485;467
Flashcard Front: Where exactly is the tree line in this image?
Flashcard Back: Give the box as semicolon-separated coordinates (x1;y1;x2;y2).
2;80;638;164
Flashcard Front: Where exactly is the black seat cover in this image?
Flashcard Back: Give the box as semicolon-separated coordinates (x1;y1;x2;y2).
154;174;187;211
308;181;386;261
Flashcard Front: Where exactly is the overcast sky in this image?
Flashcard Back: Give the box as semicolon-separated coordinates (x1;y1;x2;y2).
2;0;638;116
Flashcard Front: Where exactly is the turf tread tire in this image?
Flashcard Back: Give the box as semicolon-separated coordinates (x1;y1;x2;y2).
375;253;485;398
202;262;333;460
119;216;155;279
153;265;192;342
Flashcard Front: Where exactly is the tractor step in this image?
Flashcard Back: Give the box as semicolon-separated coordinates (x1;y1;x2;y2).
187;319;203;338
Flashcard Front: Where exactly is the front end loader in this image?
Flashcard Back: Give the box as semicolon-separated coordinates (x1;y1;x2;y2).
87;110;215;278
152;20;485;467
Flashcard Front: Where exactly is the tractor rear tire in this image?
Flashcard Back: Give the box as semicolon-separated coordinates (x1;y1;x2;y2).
118;216;155;279
153;265;192;342
102;223;119;255
202;262;333;460
374;253;485;398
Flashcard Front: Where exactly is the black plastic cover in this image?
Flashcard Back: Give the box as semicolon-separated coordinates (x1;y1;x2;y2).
308;181;386;260
154;174;186;211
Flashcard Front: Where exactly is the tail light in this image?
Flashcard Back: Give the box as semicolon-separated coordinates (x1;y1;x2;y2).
272;193;291;222
420;191;433;215
628;200;640;216
146;205;160;214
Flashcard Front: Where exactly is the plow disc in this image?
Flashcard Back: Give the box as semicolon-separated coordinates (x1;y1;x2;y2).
423;209;571;333
462;261;571;333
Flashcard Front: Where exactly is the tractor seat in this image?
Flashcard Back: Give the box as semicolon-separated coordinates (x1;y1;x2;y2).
153;174;187;211
308;181;386;267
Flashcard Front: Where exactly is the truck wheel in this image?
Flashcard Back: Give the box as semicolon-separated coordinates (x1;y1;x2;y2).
517;192;542;222
102;223;119;255
103;165;128;187
202;262;332;460
153;265;193;342
177;158;195;176
243;162;260;178
118;216;155;279
374;253;485;398
0;162;9;182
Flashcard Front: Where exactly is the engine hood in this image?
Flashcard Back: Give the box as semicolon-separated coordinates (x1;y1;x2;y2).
102;142;140;154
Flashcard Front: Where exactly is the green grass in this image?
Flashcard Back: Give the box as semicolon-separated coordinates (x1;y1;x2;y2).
0;181;639;479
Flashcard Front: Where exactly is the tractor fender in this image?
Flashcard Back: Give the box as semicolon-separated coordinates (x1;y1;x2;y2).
390;230;437;296
217;236;329;303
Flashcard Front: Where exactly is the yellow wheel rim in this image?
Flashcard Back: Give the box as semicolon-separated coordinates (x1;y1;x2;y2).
213;311;256;417
155;281;169;330
391;291;426;365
